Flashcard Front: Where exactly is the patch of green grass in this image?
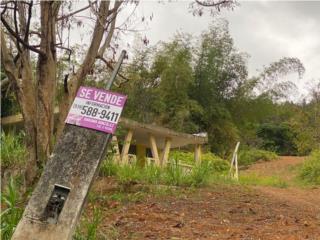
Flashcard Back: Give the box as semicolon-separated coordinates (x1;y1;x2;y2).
73;208;103;240
142;164;162;185
163;160;190;186
1;178;23;240
101;159;221;188
239;173;288;188
1;132;27;169
209;174;238;185
238;148;278;166
116;164;141;185
99;160;118;177
298;150;320;185
188;161;213;187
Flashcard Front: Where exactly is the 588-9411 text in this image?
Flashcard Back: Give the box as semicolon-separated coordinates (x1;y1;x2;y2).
77;105;119;122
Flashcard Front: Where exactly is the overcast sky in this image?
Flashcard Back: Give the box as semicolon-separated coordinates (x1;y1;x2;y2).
69;1;319;100
116;0;320;99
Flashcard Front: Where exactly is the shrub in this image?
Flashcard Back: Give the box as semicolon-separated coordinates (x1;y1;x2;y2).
257;123;298;155
1;132;27;169
299;150;320;185
1;178;23;240
238;148;278;166
169;151;194;165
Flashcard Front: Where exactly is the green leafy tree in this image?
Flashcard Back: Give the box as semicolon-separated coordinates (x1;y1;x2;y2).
192;21;248;155
151;35;203;132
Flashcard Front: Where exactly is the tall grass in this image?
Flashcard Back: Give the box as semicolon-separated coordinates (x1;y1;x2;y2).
73;208;103;240
189;161;213;187
1;178;23;240
99;156;226;188
299;150;320;185
1;132;27;169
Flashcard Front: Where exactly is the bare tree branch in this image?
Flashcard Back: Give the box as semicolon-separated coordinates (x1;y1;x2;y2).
0;30;18;84
13;1;21;52
1;14;46;56
56;44;72;60
56;1;97;21
98;56;129;83
70;0;110;83
24;0;33;42
195;0;231;7
29;30;41;36
1;1;31;6
97;1;122;57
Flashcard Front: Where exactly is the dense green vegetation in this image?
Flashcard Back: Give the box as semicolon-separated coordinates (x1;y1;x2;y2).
299;150;320;185
1;132;27;169
1;178;23;240
117;21;319;157
2;20;319;158
238;148;278;166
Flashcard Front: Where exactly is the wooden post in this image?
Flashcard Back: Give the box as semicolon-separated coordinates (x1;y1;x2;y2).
111;136;121;163
194;144;202;165
229;142;240;180
136;144;147;168
161;138;171;167
149;134;160;166
235;154;239;180
121;129;133;164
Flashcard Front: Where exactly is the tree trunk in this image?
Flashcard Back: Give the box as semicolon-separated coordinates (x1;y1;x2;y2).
36;1;60;163
1;31;37;185
18;54;38;184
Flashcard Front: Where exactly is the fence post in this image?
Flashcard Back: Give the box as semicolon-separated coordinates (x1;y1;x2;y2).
229;142;240;180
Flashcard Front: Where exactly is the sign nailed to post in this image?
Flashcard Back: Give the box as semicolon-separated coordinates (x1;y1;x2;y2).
12;51;127;240
66;86;127;134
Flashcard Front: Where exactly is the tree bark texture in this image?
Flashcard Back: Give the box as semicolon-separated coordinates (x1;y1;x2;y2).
1;0;120;185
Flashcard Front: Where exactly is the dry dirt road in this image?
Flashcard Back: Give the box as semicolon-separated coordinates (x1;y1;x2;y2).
87;156;320;240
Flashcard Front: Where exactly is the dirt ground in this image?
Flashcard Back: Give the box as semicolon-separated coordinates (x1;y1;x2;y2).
88;157;320;239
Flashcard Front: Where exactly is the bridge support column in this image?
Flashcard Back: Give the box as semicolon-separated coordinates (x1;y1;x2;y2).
161;138;172;167
121;129;133;164
149;134;160;166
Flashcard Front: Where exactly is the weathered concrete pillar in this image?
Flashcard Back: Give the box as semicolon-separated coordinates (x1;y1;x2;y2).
149;134;160;166
12;125;111;240
161;138;172;167
120;129;133;164
136;144;147;168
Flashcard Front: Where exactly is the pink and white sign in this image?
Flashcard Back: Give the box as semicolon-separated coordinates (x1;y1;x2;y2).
65;86;127;134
